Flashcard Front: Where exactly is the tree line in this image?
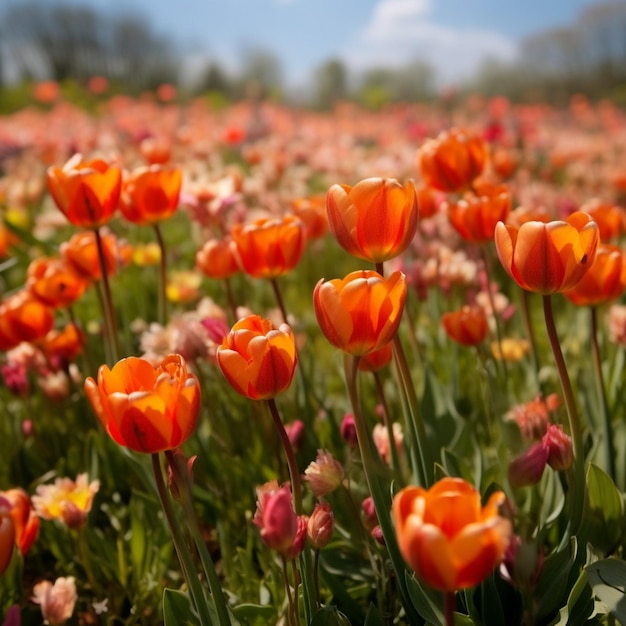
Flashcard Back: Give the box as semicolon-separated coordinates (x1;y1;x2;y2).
1;0;625;108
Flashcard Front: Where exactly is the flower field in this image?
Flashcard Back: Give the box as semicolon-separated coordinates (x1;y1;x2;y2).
0;88;625;625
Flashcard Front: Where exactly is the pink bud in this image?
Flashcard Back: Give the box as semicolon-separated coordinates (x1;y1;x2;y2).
508;441;549;489
307;503;334;549
361;496;378;531
285;420;305;454
285;515;308;560
340;413;358;449
253;483;297;554
371;525;385;546
304;450;344;497
542;424;573;471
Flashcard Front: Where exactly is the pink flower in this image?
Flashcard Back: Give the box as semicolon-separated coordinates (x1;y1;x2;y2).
542;425;573;471
284;420;305;454
304;450;344;497
32;576;77;625
372;422;403;464
340;413;358;449
307;503;334;549
253;481;297;554
508;442;549;489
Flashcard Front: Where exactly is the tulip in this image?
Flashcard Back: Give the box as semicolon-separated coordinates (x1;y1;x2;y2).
231;215;306;278
340;413;358;449
291;194;328;240
120;164;182;225
46;153;122;229
41;323;84;369
580;199;625;241
446;181;511;244
0;291;55;351
313;270;407;356
26;257;88;308
542;424;574;472
0;497;15;576
307;503;334;549
60;229;128;281
417;128;488;193
84;354;200;453
494;212;599;294
326;178;418;263
2;489;39;555
508;442;549;489
196;238;240;279
442;305;489;347
564;244;626;307
32;576;77;626
357;342;393;372
253;481;298;554
216;315;297;400
392;477;511;592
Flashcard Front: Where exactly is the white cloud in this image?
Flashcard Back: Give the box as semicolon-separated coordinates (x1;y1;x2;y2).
344;0;518;86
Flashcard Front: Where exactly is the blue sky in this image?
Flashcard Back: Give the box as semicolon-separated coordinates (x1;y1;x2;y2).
29;0;605;87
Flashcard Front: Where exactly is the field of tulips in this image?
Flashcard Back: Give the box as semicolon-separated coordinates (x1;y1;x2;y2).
0;90;625;626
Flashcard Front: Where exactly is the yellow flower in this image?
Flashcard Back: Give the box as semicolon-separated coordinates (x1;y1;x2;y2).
32;474;100;529
491;338;530;362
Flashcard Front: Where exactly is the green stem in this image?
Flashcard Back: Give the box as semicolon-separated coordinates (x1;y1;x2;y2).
281;555;296;626
223;277;238;322
151;453;214;626
542;295;585;533
266;398;302;515
153;222;168;326
165;451;232;626
392;334;433;487
372;370;403;479
344;353;421;624
590;306;616;481
520;289;543;394
444;591;455;626
312;548;321;607
94;227;120;362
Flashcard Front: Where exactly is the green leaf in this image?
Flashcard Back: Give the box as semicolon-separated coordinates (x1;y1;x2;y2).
405;571;444;625
535;538;578;622
364;603;385;626
309;605;351;625
551;569;594;626
583;464;625;554
231;603;276;625
586;558;626;624
162;589;200;626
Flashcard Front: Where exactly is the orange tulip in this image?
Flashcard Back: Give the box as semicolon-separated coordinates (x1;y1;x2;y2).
231;215;306;278
196;238;240;279
120;164;182;225
417;128;488;193
1;489;39;556
26;257;88;308
326;178;418;262
139;137;172;165
446;181;511;243
580;199;625;242
60;229;126;281
357;342;393;372
415;184;441;219
564;244;626;307
291;195;328;240
84;354;200;453
41;323;84;367
442;305;489;346
392;477;511;592
46;153;122;229
217;315;297;400
0;497;15;576
495;212;599;294
313;270;406;356
0;291;55;350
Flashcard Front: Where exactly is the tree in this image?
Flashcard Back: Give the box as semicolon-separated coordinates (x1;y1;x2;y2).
312;58;349;110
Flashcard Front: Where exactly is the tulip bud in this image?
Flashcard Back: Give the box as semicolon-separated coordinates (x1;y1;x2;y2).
361;496;378;532
340;413;358;449
371;525;385;546
307;503;334;549
285;515;308;560
500;535;544;591
285;420;305;454
508;442;549;489
253;482;297;555
542;425;574;471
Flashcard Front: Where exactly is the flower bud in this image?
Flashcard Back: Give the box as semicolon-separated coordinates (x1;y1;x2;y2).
307;503;334;549
340;413;358;449
304;450;344;498
285;515;308;560
542;424;574;471
371;525;385;546
253;482;297;555
508;442;549;489
361;496;378;532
